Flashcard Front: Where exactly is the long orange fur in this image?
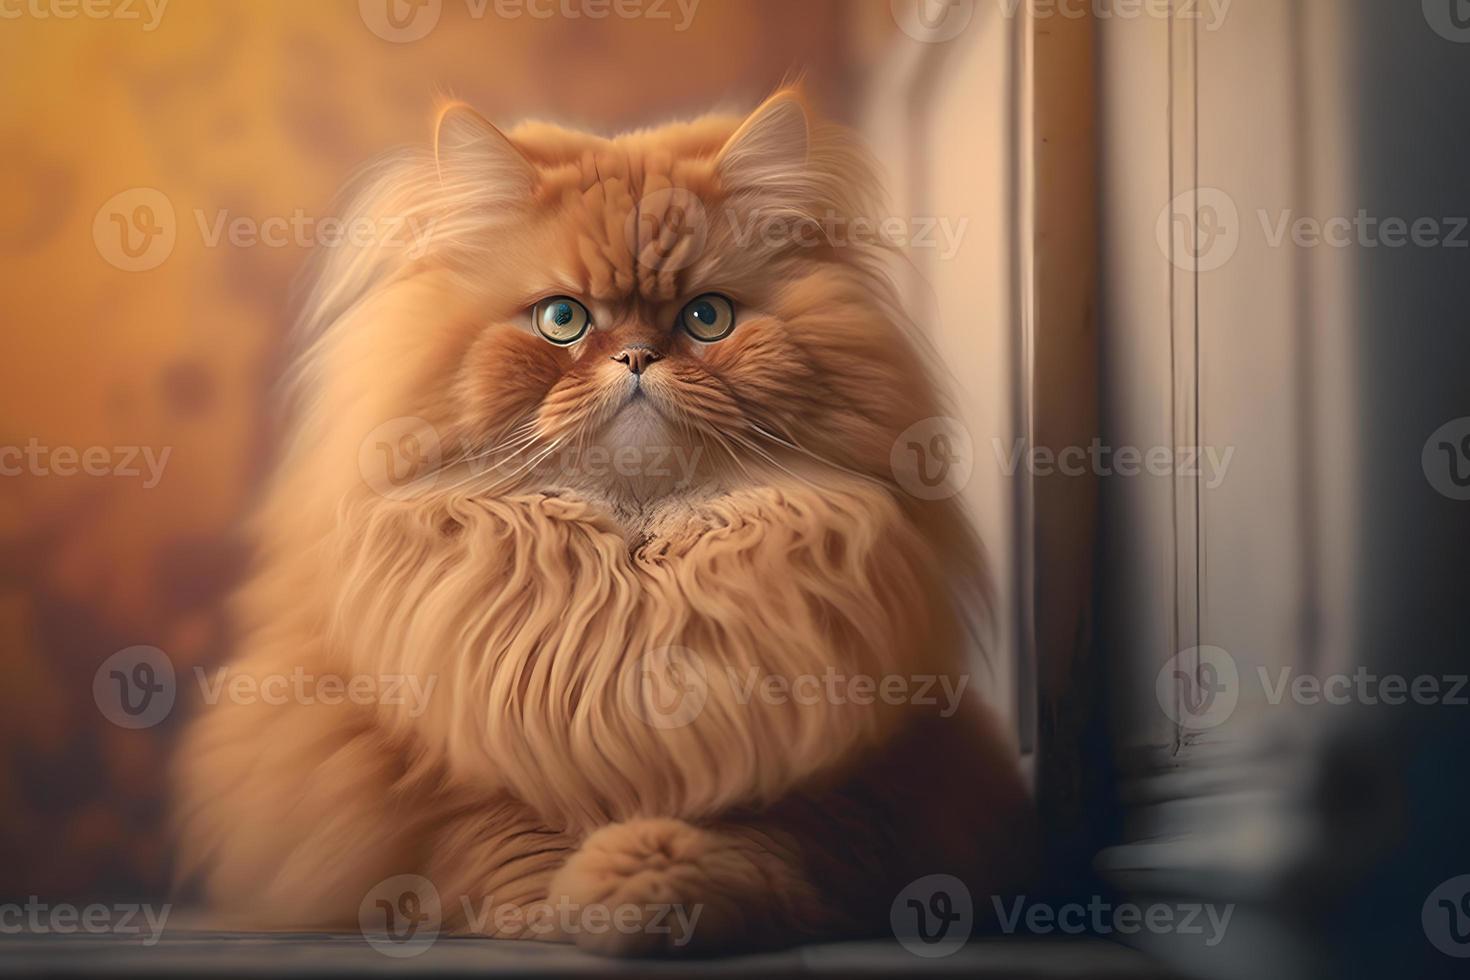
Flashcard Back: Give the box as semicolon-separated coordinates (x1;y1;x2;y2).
171;88;1032;955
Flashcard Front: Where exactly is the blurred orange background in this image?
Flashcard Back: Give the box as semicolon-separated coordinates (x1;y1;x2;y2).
0;0;912;901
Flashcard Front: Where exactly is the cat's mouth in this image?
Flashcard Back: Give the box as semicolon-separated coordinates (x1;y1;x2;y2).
545;380;711;503
611;371;678;419
601;384;671;442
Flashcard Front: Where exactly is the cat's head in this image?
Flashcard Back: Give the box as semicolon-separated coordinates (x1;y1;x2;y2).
286;88;949;512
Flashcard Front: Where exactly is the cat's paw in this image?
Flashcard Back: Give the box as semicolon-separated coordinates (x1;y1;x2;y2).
547;818;794;957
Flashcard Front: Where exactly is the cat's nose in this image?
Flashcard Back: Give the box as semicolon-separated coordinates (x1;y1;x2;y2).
611;345;663;375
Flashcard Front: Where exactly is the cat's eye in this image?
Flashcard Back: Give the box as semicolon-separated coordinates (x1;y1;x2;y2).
677;294;736;343
533;296;592;345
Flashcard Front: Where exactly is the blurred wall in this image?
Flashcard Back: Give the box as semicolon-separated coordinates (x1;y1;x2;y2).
1096;2;1470;977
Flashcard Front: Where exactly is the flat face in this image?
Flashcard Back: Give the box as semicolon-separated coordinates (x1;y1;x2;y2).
323;96;941;521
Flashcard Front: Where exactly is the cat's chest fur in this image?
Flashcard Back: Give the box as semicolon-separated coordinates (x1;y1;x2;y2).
529;484;728;561
328;478;948;825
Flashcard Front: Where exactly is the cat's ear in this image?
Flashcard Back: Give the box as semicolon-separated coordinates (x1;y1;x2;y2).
715;89;810;195
434;102;536;206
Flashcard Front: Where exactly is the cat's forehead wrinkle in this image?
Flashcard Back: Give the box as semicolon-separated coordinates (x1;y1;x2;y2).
504;118;748;306
540;143;720;307
537;141;707;199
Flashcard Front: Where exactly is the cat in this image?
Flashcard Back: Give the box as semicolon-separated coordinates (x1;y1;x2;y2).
171;86;1032;956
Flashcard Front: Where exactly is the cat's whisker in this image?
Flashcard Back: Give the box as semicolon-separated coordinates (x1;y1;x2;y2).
428;429;561;497
745;421;895;490
456;415;542;463
479;435;569;492
659;402;732;481
723;429;817;487
706;428;754;484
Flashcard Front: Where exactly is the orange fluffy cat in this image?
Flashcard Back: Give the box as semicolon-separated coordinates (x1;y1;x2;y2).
172;88;1031;955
